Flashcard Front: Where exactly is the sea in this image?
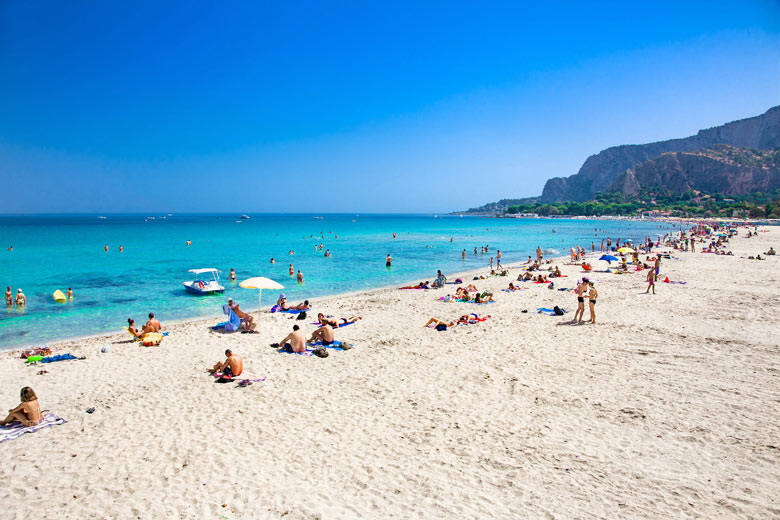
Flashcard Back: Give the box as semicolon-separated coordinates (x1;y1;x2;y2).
0;214;680;350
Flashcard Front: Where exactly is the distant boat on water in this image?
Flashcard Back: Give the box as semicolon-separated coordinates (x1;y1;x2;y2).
240;214;251;219
313;216;324;220
98;216;106;219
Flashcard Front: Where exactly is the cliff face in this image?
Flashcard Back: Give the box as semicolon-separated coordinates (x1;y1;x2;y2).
608;145;780;195
539;106;780;202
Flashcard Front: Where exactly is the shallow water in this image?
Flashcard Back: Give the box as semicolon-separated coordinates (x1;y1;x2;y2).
0;213;678;349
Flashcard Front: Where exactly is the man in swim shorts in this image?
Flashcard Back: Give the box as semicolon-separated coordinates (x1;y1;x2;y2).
278;324;307;353
5;286;11;306
646;269;656;294
386;254;393;268
228;298;255;330
308;322;335;346
210;349;243;378
573;279;587;323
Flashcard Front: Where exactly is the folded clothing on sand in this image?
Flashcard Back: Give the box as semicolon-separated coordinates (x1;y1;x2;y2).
0;412;67;444
537;307;566;316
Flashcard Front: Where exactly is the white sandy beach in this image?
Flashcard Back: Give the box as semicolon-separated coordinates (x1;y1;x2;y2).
1;228;779;519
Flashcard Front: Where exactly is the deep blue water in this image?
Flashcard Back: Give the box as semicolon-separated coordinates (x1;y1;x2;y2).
0;213;678;349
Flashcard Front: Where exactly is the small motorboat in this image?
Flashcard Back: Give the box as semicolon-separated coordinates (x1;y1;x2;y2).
183;268;225;295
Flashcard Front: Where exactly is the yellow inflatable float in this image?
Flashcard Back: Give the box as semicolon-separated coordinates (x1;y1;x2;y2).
52;289;67;303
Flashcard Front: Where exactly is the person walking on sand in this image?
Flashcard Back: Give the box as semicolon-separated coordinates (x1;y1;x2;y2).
587;282;598;324
386;254;393;269
573;279;587;323
536;246;543;263
645;269;657;294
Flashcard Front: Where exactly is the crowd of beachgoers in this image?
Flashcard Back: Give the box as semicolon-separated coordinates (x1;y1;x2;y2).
2;220;778;518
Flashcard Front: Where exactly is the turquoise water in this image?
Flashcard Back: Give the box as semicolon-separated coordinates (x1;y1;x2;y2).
0;214;678;349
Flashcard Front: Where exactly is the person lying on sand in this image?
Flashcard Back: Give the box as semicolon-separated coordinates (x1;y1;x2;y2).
424;317;455;328
520;272;533;281
278;324;307;353
1;387;42;427
308;322;335;345
209;349;243;378
475;292;493;303
277;295;310;311
766;247;776;256
507;282;517;291
228;298;254;330
317;313;361;327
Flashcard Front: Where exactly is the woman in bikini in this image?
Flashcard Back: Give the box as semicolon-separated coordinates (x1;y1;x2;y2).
587;282;598;324
1;387;42;427
318;313;361;327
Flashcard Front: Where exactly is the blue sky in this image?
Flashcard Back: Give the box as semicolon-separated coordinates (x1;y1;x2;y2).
1;1;778;213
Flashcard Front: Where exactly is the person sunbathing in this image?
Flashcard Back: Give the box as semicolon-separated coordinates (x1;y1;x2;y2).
277;295;310;311
1;387;42;427
424;317;455;328
228;299;255;330
276;324;307;352
766;247;776;256
551;266;562;277
465;284;479;292
520;272;533;281
317;313;361;327
507;282;516;291
145;313;161;333
475;292;493;303
308;322;335;345
209;349;243;378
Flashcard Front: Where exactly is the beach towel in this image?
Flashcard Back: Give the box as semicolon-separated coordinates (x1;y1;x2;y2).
0;412;67;444
40;353;78;363
308;340;353;351
211;371;266;384
277;347;314;356
537;307;566;316
453;299;495;305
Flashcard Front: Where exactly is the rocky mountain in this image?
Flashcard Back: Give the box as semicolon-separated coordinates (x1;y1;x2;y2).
608;145;780;196
539;106;780;202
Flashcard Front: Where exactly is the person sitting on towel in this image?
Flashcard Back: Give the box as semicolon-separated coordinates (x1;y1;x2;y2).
209;349;243;378
1;387;42;427
228;298;254;330
317;313;361;328
308;322;335;346
279;324;307;353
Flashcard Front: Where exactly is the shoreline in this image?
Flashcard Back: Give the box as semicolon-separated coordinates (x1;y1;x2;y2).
2;226;778;518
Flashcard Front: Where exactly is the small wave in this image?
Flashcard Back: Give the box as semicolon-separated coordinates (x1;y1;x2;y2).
544;248;560;255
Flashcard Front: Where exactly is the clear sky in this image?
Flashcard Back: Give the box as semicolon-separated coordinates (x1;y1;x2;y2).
1;1;779;213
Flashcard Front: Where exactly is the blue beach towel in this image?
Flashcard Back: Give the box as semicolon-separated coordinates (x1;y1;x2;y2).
40;354;78;363
271;305;306;314
309;340;352;351
536;307;566;316
277;347;314;356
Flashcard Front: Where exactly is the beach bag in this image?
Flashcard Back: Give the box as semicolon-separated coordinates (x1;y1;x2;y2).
313;346;329;358
553;306;564;316
435;323;447;331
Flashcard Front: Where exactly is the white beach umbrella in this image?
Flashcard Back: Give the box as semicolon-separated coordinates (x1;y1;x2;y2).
239;277;284;321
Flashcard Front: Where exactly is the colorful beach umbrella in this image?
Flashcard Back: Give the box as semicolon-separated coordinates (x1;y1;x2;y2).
239;277;284;321
617;247;635;254
599;254;619;263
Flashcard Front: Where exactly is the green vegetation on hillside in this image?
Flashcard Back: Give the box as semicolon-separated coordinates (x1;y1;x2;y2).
505;189;780;219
